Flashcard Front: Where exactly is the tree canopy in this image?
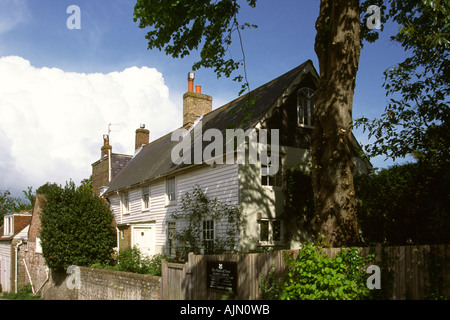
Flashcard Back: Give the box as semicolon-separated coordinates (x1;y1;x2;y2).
0;189;33;222
133;0;257;94
356;0;449;165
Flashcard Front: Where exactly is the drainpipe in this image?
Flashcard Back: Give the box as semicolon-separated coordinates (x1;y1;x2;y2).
14;240;23;294
108;147;112;182
116;227;120;252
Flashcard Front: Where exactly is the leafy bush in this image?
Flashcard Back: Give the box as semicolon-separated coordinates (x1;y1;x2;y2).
260;243;375;300
281;243;375;300
355;162;450;245
92;247;166;276
259;265;282;300
40;181;116;271
115;247;142;273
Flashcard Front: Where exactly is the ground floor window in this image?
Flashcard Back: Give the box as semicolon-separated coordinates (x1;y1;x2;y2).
167;221;176;256
202;220;215;253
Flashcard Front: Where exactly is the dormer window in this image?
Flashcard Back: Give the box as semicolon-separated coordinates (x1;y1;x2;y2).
3;215;13;236
297;87;315;128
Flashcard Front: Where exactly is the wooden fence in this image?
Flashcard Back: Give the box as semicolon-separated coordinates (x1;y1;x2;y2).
160;244;449;300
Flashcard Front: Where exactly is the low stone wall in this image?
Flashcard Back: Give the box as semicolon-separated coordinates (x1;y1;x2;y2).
41;267;160;300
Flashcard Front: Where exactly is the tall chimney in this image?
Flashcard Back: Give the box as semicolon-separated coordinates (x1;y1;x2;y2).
101;134;112;158
135;124;150;152
183;73;212;129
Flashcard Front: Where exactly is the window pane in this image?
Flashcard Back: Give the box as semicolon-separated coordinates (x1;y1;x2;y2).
143;187;150;209
203;220;214;253
298;104;304;125
122;193;129;213
298;87;315;127
261;175;268;186
168;222;176;239
269;176;275;186
261;157;282;187
167;177;176;201
272;221;281;242
143;194;149;208
260;221;269;242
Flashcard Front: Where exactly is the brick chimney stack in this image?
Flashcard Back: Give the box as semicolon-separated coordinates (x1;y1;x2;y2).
101;134;112;158
135;124;150;153
183;72;212;129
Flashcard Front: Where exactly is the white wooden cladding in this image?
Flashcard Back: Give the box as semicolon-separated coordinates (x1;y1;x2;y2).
109;164;240;251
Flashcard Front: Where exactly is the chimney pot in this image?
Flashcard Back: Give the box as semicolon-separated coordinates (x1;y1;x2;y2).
195;85;201;94
101;134;112;158
188;72;195;92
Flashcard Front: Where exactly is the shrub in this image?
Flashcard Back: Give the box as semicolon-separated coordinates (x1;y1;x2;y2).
93;247;167;276
40;181;116;272
355;162;450;245
260;243;376;300
280;243;375;300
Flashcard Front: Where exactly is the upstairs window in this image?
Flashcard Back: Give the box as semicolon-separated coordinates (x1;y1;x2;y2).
121;192;129;215
298;87;315;128
261;156;283;188
166;177;176;204
3;216;13;236
142;186;150;211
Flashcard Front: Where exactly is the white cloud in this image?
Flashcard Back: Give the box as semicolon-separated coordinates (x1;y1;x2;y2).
0;56;180;196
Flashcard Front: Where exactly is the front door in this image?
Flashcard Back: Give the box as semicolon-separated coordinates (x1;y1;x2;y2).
133;226;155;257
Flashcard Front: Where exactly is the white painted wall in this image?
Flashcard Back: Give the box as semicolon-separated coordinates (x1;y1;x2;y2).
109;163;240;255
0;242;11;292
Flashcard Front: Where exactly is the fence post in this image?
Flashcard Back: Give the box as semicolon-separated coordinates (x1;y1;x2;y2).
187;252;194;300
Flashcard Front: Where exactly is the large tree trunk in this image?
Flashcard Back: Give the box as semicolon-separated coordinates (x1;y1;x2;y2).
311;0;361;246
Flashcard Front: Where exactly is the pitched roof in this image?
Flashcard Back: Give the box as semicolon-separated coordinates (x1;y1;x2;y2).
104;60;318;195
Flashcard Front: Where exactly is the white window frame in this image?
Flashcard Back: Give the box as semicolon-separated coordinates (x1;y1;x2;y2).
261;155;283;188
4;216;13;236
297;87;315;128
258;219;283;246
166;177;176;205
202;220;215;253
121;192;130;215
142;186;150;211
166;221;176;257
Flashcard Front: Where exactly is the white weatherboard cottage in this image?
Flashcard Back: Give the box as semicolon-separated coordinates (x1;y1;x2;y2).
93;60;371;257
0;212;32;292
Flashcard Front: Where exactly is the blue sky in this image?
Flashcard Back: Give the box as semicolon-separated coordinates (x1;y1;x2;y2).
0;0;412;199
